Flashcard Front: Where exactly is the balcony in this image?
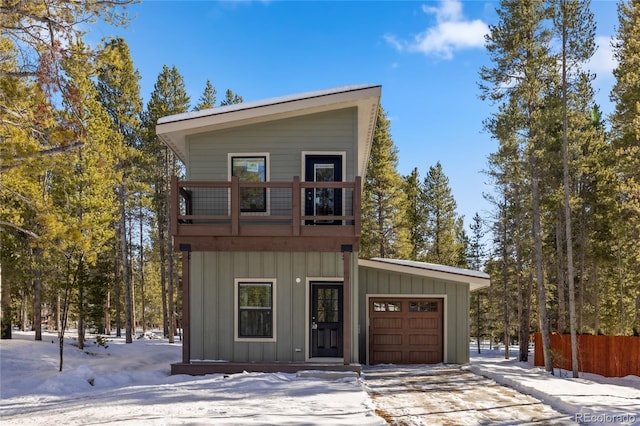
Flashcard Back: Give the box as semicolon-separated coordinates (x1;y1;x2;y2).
171;176;362;252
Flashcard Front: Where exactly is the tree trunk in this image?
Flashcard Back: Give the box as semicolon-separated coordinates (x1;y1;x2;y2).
121;185;133;344
114;248;122;337
77;278;85;350
531;155;553;373
1;270;12;339
140;202;146;334
32;247;43;341
556;215;566;333
105;289;111;335
501;204;510;359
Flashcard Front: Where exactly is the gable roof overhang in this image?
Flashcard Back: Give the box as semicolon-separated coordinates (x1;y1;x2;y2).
359;258;491;292
156;84;381;178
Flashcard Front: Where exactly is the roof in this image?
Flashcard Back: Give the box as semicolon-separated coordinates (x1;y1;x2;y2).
155;84;381;177
359;258;491;291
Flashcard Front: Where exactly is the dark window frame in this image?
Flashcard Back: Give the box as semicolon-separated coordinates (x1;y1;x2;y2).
231;155;267;213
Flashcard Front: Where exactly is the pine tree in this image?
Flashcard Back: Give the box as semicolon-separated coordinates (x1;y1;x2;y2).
468;213;487;353
361;107;410;259
194;80;217;111
51;40;120;366
141;65;190;342
610;0;640;333
480;0;557;372
403;168;423;261
219;89;243;106
552;0;597;378
96;37;143;343
420;162;465;267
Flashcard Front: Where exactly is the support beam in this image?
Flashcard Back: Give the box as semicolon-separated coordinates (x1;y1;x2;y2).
342;250;351;365
181;248;191;364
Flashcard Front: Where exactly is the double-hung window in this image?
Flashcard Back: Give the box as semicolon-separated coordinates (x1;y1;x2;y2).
235;279;276;341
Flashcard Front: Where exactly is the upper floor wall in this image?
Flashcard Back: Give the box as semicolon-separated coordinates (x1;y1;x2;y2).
156;84;381;180
187;108;358;182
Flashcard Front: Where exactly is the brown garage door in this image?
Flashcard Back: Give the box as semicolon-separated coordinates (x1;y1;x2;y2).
369;297;443;365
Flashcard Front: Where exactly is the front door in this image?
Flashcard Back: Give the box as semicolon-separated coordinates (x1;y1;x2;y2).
310;283;343;358
304;155;342;224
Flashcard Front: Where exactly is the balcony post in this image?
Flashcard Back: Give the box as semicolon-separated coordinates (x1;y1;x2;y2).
354;176;362;236
293;176;300;236
342;247;352;365
171;175;178;236
231;176;240;235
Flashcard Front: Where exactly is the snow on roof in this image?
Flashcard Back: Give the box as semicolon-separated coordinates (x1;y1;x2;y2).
157;84;380;125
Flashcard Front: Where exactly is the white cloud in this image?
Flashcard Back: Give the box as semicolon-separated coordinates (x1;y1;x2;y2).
589;35;618;79
386;0;489;60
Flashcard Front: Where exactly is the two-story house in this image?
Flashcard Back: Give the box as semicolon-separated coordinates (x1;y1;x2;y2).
156;85;489;375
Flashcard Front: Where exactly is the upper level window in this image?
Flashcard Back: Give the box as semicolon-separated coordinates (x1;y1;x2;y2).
231;155;267;212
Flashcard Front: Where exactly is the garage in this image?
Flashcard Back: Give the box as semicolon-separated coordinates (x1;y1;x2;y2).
358;258;490;365
369;297;443;364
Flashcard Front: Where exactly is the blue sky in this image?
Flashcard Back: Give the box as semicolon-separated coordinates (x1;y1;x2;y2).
90;0;619;228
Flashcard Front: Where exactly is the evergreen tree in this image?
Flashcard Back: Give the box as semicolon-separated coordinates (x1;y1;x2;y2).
141;65;190;343
194;80;217;111
361;107;410;259
609;0;640;333
219;89;243;106
420;162;465;267
480;0;557;372
468;213;487;353
552;0;597;379
403;168;423;261
96;37;143;343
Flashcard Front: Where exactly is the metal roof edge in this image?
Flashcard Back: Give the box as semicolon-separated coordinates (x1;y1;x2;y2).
157;84;381;125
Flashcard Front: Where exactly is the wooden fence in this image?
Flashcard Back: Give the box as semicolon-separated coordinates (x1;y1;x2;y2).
534;333;640;377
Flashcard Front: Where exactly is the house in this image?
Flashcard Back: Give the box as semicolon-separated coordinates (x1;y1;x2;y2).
155;84;490;375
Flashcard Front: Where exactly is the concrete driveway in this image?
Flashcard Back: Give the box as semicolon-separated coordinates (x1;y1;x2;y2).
363;365;576;425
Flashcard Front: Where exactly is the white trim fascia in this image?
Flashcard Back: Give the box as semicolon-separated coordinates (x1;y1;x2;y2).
365;294;448;365
359;258;490;291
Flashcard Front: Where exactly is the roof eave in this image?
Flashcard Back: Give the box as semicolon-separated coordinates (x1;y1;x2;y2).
358;259;491;291
155;85;381;171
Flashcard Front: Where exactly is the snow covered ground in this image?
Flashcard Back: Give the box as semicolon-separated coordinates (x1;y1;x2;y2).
1;331;638;425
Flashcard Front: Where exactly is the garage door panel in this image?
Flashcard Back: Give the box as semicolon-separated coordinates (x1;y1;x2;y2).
370;298;443;365
407;317;439;330
408;350;441;364
372;334;403;345
371;317;403;329
372;351;403;364
408;333;439;346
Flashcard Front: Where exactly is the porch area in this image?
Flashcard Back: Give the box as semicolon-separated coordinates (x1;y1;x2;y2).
170;361;362;376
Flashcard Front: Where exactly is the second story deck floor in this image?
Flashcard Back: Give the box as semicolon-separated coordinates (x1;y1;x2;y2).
171;176;362;253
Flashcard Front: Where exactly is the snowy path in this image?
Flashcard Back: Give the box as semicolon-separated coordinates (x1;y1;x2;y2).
363;365;576;425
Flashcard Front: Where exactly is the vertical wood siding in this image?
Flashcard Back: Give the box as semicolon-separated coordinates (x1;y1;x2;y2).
358;266;471;364
189;251;345;362
186;108;357;182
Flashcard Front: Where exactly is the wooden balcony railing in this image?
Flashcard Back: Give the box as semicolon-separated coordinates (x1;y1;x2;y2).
170;176;362;242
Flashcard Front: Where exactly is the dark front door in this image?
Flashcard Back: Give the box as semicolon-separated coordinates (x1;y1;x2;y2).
304;155;342;224
311;283;343;358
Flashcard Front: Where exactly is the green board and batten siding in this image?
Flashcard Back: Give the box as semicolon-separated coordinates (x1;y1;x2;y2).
189;251;359;363
186;108;358;181
358;264;471;364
